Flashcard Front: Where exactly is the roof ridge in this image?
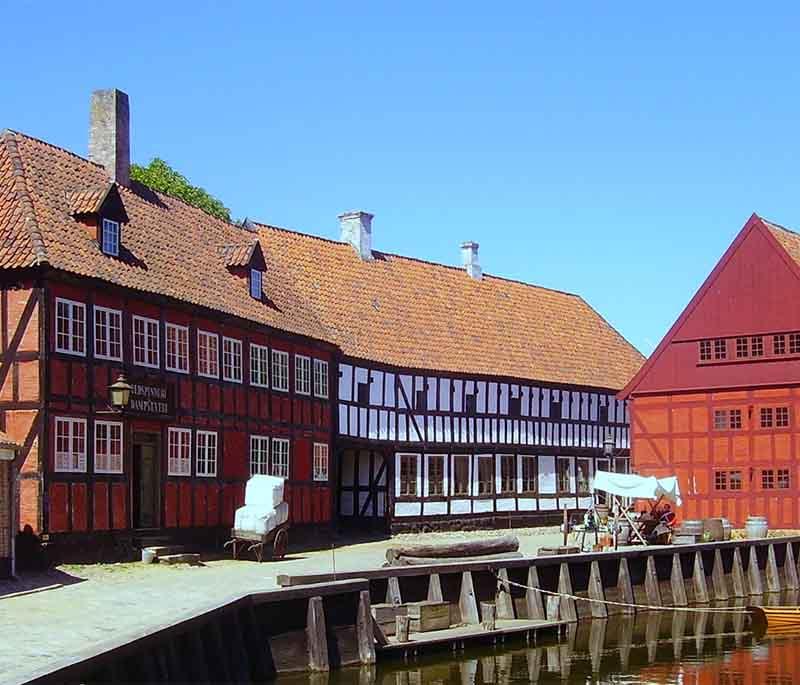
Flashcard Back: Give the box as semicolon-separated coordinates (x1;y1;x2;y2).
256;221;583;300
1;132;48;265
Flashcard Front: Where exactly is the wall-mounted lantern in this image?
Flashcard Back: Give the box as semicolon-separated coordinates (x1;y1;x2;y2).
108;373;132;411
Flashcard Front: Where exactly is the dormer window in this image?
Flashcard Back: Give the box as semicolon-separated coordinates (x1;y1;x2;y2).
250;268;263;300
101;219;120;256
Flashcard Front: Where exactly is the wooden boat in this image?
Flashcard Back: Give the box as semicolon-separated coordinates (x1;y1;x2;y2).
749;606;800;631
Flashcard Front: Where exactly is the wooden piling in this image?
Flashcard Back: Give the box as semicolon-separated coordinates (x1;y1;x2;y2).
785;543;800;590
670;553;688;606
644;556;662;607
711;548;729;600
693;552;709;604
731;547;746;597
386;576;402;605
588;561;608;619
525;566;545;620
558;563;578;622
766;544;782;594
617;558;635;615
545;594;561;620
395;615;410;642
357;590;376;665
459;571;480;625
427;573;444;602
306;596;329;672
481;602;497;631
748;547;764;596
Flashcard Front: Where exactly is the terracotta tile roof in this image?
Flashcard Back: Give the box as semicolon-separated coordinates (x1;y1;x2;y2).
256;224;645;389
0;129;644;389
763;218;800;266
66;185;112;215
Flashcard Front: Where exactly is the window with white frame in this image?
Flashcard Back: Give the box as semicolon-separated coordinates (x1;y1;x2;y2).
196;430;218;477
425;454;446;496
313;443;329;481
101;218;120;256
165;322;189;373
133;315;160;368
94;306;122;361
313;359;329;398
94;420;123;474
197;330;219;378
55;417;87;473
250;435;270;475
222;337;243;383
398;454;419;496
250;268;263;300
295;355;311;395
272;350;289;391
55;298;86;356
167;427;191;476
250;344;269;387
271;438;290;478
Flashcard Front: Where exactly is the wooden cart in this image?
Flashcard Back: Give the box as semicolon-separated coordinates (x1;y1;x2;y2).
224;521;290;562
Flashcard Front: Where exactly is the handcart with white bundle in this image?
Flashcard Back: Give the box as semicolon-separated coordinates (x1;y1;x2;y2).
224;475;290;562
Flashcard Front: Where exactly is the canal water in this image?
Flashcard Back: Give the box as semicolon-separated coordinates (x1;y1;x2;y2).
279;597;798;685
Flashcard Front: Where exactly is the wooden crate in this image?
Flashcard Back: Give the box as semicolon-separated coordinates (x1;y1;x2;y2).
407;601;451;632
371;603;407;636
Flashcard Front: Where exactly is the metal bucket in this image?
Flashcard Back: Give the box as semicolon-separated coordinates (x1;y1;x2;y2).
141;548;156;564
745;516;769;539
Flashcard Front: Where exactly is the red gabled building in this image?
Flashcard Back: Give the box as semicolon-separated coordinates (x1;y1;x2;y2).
621;213;800;527
0;90;335;563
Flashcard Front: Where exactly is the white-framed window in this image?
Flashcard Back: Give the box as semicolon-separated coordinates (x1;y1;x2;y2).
55;417;87;473
94;420;123;474
474;454;494;496
167;427;191;476
424;454;447;497
295;355;311;395
397;453;421;497
250;268;263;300
313;359;329;399
250;344;269;387
94;306;122;361
55;298;86;356
165;322;189;373
132;315;159;368
222;336;243;383
196;430;218;477
313;443;329;482
101;218;120;256
250;435;270;475
271;437;290;478
272;350;289;391
197;330;219;378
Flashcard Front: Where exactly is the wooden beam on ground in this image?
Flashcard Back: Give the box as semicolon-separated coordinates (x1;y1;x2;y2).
588;561;608;619
644;556;662;607
306;596;329;672
670;553;688;606
693;552;709;604
459;572;480;625
495;569;515;620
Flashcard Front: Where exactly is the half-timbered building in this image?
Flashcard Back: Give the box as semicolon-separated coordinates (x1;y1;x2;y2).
621;214;800;528
255;215;645;531
0;91;335;562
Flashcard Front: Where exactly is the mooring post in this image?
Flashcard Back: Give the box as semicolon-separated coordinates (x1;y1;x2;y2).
747;547;764;596
785;542;800;590
693;552;709;604
386;576;402;605
617;558;635;614
495;568;515;620
670;553;688;606
459;571;480;625
427;573;443;602
525;566;546;620
357;590;377;665
480;602;497;631
711;548;729;600
588;561;608;619
395;615;410;642
731;547;746;597
306;595;330;672
766;544;782;593
558;563;578;622
644;556;662;607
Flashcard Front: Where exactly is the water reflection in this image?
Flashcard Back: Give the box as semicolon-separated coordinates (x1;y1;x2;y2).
279;593;800;685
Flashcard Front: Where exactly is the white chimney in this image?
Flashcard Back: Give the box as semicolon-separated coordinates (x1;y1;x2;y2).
89;89;130;186
339;210;373;260
461;241;482;280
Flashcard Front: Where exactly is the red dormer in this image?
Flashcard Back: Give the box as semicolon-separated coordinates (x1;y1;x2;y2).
219;239;267;300
67;183;128;257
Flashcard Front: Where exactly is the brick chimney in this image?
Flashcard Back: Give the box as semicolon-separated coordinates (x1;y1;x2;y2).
339;210;373;260
461;241;482;280
89;89;130;186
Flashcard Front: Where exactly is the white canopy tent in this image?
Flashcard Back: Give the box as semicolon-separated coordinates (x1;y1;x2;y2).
591;470;682;545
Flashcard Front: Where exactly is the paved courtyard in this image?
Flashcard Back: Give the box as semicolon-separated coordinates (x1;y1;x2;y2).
0;528;564;684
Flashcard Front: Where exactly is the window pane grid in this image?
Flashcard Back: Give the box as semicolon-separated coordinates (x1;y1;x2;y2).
198;330;219;377
165;323;189;373
399;455;418;496
168;428;191;476
222;337;243;382
271;438;290;478
250;344;270;387
101;218;120;256
196;431;217;477
521;456;537;493
95;420;123;473
428;455;445;496
55;417;87;472
699;340;712;361
453;455;470;496
56;298;86;355
250;435;270;475
295;355;311;395
313;443;329;482
313;359;329;398
250;269;263;299
94;307;122;360
133;316;159;367
272;350;289;391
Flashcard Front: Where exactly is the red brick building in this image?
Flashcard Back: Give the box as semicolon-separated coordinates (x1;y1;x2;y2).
0;91;335;562
621;214;800;527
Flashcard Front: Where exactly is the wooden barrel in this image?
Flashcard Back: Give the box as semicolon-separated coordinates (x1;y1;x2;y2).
680;519;704;536
703;518;724;542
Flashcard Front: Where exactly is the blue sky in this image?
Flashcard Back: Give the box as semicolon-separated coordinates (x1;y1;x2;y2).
3;2;799;356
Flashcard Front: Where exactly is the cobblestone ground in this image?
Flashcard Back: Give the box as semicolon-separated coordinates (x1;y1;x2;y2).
0;528;563;684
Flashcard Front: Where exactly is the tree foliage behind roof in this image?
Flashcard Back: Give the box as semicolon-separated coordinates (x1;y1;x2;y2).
130;158;231;222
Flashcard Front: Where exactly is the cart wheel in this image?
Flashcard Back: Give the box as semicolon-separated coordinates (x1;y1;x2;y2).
273;529;289;560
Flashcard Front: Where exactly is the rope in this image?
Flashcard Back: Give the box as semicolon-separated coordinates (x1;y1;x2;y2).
494;573;752;615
